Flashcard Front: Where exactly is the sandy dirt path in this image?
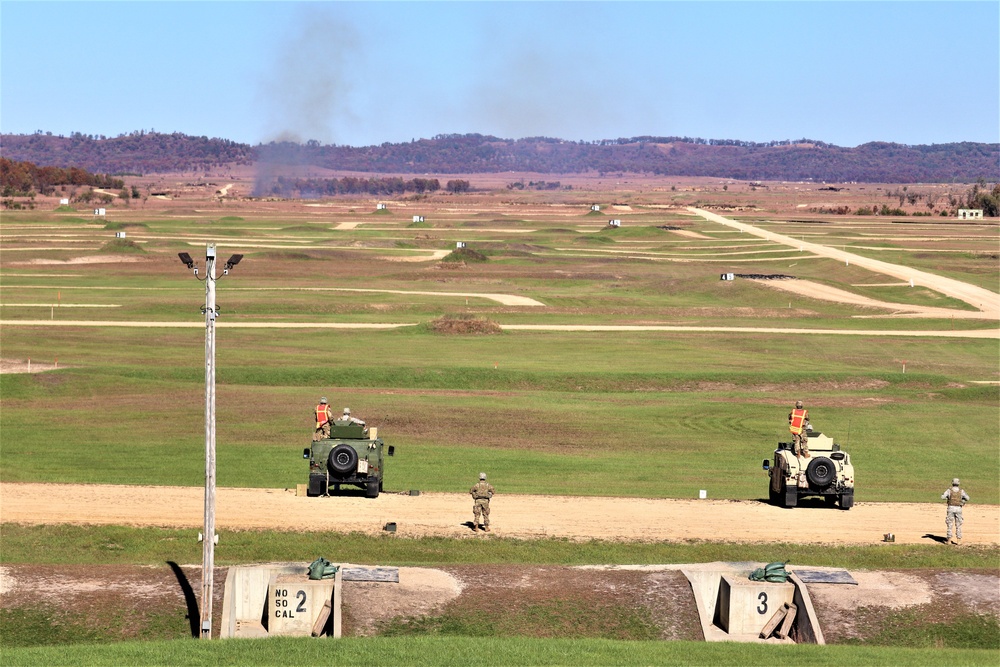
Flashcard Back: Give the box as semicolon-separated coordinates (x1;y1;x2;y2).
2;483;996;545
690;207;1000;321
750;279;994;319
2;320;996;338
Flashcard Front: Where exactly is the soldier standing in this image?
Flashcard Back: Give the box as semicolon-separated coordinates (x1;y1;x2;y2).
314;397;334;441
470;472;494;532
788;400;811;458
941;478;970;545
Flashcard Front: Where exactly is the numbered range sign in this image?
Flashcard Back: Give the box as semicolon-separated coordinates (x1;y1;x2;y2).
268;577;335;637
716;575;795;637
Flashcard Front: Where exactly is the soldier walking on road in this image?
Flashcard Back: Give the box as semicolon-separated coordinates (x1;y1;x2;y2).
942;478;970;545
314;397;334;441
788;400;811;458
470;472;494;532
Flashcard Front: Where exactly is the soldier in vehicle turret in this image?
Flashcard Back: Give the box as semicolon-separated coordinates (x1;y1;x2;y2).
339;407;366;428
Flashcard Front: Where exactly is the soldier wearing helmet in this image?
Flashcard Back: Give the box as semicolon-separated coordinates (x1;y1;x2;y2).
313;397;334;441
339;407;366;427
470;472;495;532
788;400;811;458
941;478;970;545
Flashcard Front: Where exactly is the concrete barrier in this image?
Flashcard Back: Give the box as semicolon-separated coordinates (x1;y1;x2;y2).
221;564;342;639
682;561;824;644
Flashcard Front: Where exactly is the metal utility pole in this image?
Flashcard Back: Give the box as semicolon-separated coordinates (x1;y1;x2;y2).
177;245;243;640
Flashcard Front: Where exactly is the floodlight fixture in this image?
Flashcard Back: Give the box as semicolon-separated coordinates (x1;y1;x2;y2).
178;252;194;268
225;254;243;269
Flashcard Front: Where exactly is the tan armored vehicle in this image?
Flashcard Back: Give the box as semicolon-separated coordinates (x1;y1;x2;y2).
762;431;854;509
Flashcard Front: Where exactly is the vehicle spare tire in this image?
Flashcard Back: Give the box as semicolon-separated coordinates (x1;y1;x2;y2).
328;444;359;476
806;456;836;487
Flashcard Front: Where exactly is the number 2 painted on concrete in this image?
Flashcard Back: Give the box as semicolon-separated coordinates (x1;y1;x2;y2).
296;590;307;613
757;591;768;614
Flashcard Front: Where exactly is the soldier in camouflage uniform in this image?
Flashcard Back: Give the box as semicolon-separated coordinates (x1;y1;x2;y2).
788;400;811;458
470;472;494;532
314;397;334;441
941;478;970;545
339;407;366;428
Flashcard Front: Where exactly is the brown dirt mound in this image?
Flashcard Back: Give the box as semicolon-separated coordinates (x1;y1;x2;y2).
429;314;502;335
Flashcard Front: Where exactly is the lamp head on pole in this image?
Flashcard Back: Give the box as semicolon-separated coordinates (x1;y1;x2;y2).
223;254;243;276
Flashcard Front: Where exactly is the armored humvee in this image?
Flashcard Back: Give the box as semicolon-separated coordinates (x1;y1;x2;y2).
762;431;854;509
303;421;394;498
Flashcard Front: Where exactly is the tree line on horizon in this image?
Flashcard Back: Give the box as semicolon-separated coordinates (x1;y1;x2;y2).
261;175;471;197
0;157;124;197
1;131;997;184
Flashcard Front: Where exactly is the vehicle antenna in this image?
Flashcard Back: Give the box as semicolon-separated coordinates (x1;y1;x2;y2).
845;417;852;448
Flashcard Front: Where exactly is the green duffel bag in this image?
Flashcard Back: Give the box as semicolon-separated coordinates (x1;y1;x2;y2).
308;557;339;580
749;561;789;583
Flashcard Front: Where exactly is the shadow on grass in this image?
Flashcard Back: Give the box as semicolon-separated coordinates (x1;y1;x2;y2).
167;561;200;639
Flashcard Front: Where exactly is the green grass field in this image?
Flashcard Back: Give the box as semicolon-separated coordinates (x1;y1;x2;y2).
2;524;997;569
1;204;998;661
3;636;997;667
2;208;998;501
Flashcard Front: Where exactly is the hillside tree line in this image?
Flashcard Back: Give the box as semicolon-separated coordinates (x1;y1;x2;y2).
1;158;124;196
1;132;997;184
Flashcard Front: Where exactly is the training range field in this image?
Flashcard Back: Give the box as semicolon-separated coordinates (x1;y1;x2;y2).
1;190;998;507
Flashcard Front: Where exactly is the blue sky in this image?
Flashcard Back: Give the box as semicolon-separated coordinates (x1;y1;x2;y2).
2;1;997;148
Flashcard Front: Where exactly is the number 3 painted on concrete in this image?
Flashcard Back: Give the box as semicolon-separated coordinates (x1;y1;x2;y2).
757;591;768;614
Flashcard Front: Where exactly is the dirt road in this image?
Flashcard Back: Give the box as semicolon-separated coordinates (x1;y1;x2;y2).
690;207;1000;321
2;483;996;545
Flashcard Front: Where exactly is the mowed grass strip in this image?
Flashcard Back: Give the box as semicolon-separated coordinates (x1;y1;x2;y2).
2;524;997;569
2;350;997;501
1;371;997;500
2;636;997;666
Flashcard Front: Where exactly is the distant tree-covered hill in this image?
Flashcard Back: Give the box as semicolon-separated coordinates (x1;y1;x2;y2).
2;131;996;183
0;131;254;175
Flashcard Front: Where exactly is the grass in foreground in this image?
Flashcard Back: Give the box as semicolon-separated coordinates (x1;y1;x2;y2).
2;524;997;569
2;636;998;667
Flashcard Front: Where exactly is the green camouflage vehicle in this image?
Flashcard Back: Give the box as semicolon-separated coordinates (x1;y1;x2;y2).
303;422;394;498
762;431;854;509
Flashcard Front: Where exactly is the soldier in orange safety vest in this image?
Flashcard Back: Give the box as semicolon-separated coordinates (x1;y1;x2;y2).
788;400;811;458
314;397;335;441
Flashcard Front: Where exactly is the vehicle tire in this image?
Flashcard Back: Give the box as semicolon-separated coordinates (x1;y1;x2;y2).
328;445;358;476
805;457;836;487
308;475;326;497
365;480;379;499
783;485;798;508
770;461;783;494
840;492;854;510
378;479;383;493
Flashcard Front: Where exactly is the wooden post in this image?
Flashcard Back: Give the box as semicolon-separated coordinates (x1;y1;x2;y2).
201;247;218;639
759;603;788;638
777;603;798;639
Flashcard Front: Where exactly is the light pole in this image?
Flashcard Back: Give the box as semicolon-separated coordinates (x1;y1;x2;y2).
178;246;243;639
